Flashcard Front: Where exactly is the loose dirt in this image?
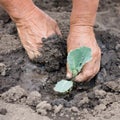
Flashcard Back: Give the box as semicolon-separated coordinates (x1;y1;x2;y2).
0;0;120;120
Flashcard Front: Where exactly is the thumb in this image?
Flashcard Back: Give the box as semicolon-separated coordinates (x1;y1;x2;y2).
66;64;72;79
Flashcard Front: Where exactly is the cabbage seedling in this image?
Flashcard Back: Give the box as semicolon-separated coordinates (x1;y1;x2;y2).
54;46;92;93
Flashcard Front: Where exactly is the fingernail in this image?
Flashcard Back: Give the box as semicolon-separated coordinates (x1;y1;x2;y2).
66;73;72;79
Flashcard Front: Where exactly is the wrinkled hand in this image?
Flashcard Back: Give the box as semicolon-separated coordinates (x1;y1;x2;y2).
67;26;101;82
0;0;61;60
13;7;61;60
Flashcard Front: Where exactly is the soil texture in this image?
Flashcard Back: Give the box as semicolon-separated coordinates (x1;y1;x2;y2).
0;0;120;120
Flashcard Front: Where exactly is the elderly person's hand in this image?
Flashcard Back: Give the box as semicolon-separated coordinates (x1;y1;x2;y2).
0;0;101;82
66;0;101;82
67;26;101;82
0;0;61;59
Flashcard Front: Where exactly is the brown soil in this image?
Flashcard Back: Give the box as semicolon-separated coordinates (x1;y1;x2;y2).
0;0;120;120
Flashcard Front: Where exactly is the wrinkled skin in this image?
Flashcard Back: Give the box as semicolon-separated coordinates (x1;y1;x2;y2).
0;0;61;59
67;26;101;82
15;7;61;59
67;0;101;82
0;0;101;82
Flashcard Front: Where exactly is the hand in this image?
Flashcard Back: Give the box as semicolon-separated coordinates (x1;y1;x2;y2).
0;0;61;60
15;7;61;60
67;26;101;82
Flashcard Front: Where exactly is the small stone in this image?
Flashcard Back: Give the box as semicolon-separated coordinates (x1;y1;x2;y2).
83;108;88;113
94;104;106;113
65;114;69;118
71;117;75;120
94;89;107;99
36;101;52;116
115;44;120;50
26;91;41;106
78;97;89;107
60;113;64;117
51;114;56;117
37;109;47;116
53;104;63;114
0;63;7;76
71;106;79;113
37;101;52;110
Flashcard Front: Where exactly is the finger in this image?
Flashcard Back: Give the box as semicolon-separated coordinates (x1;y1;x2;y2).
75;70;95;82
66;64;72;79
75;58;101;82
75;59;96;82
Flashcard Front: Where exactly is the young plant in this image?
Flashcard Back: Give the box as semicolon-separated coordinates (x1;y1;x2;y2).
54;46;92;93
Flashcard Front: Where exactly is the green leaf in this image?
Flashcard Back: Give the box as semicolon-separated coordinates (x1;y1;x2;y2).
67;46;92;77
54;80;73;93
54;46;92;93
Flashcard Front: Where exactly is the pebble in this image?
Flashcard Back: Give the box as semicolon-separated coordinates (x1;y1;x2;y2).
36;101;52;115
94;89;107;99
71;117;75;120
53;104;63;114
78;97;89;107
0;63;7;76
94;104;106;113
71;106;79;113
65;114;69;118
26;91;41;106
60;113;64;117
115;44;120;50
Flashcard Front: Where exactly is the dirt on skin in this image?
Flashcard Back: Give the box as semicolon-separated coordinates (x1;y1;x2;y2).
0;0;120;120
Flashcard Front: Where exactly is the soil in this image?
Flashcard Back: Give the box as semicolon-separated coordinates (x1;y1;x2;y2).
0;0;120;120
